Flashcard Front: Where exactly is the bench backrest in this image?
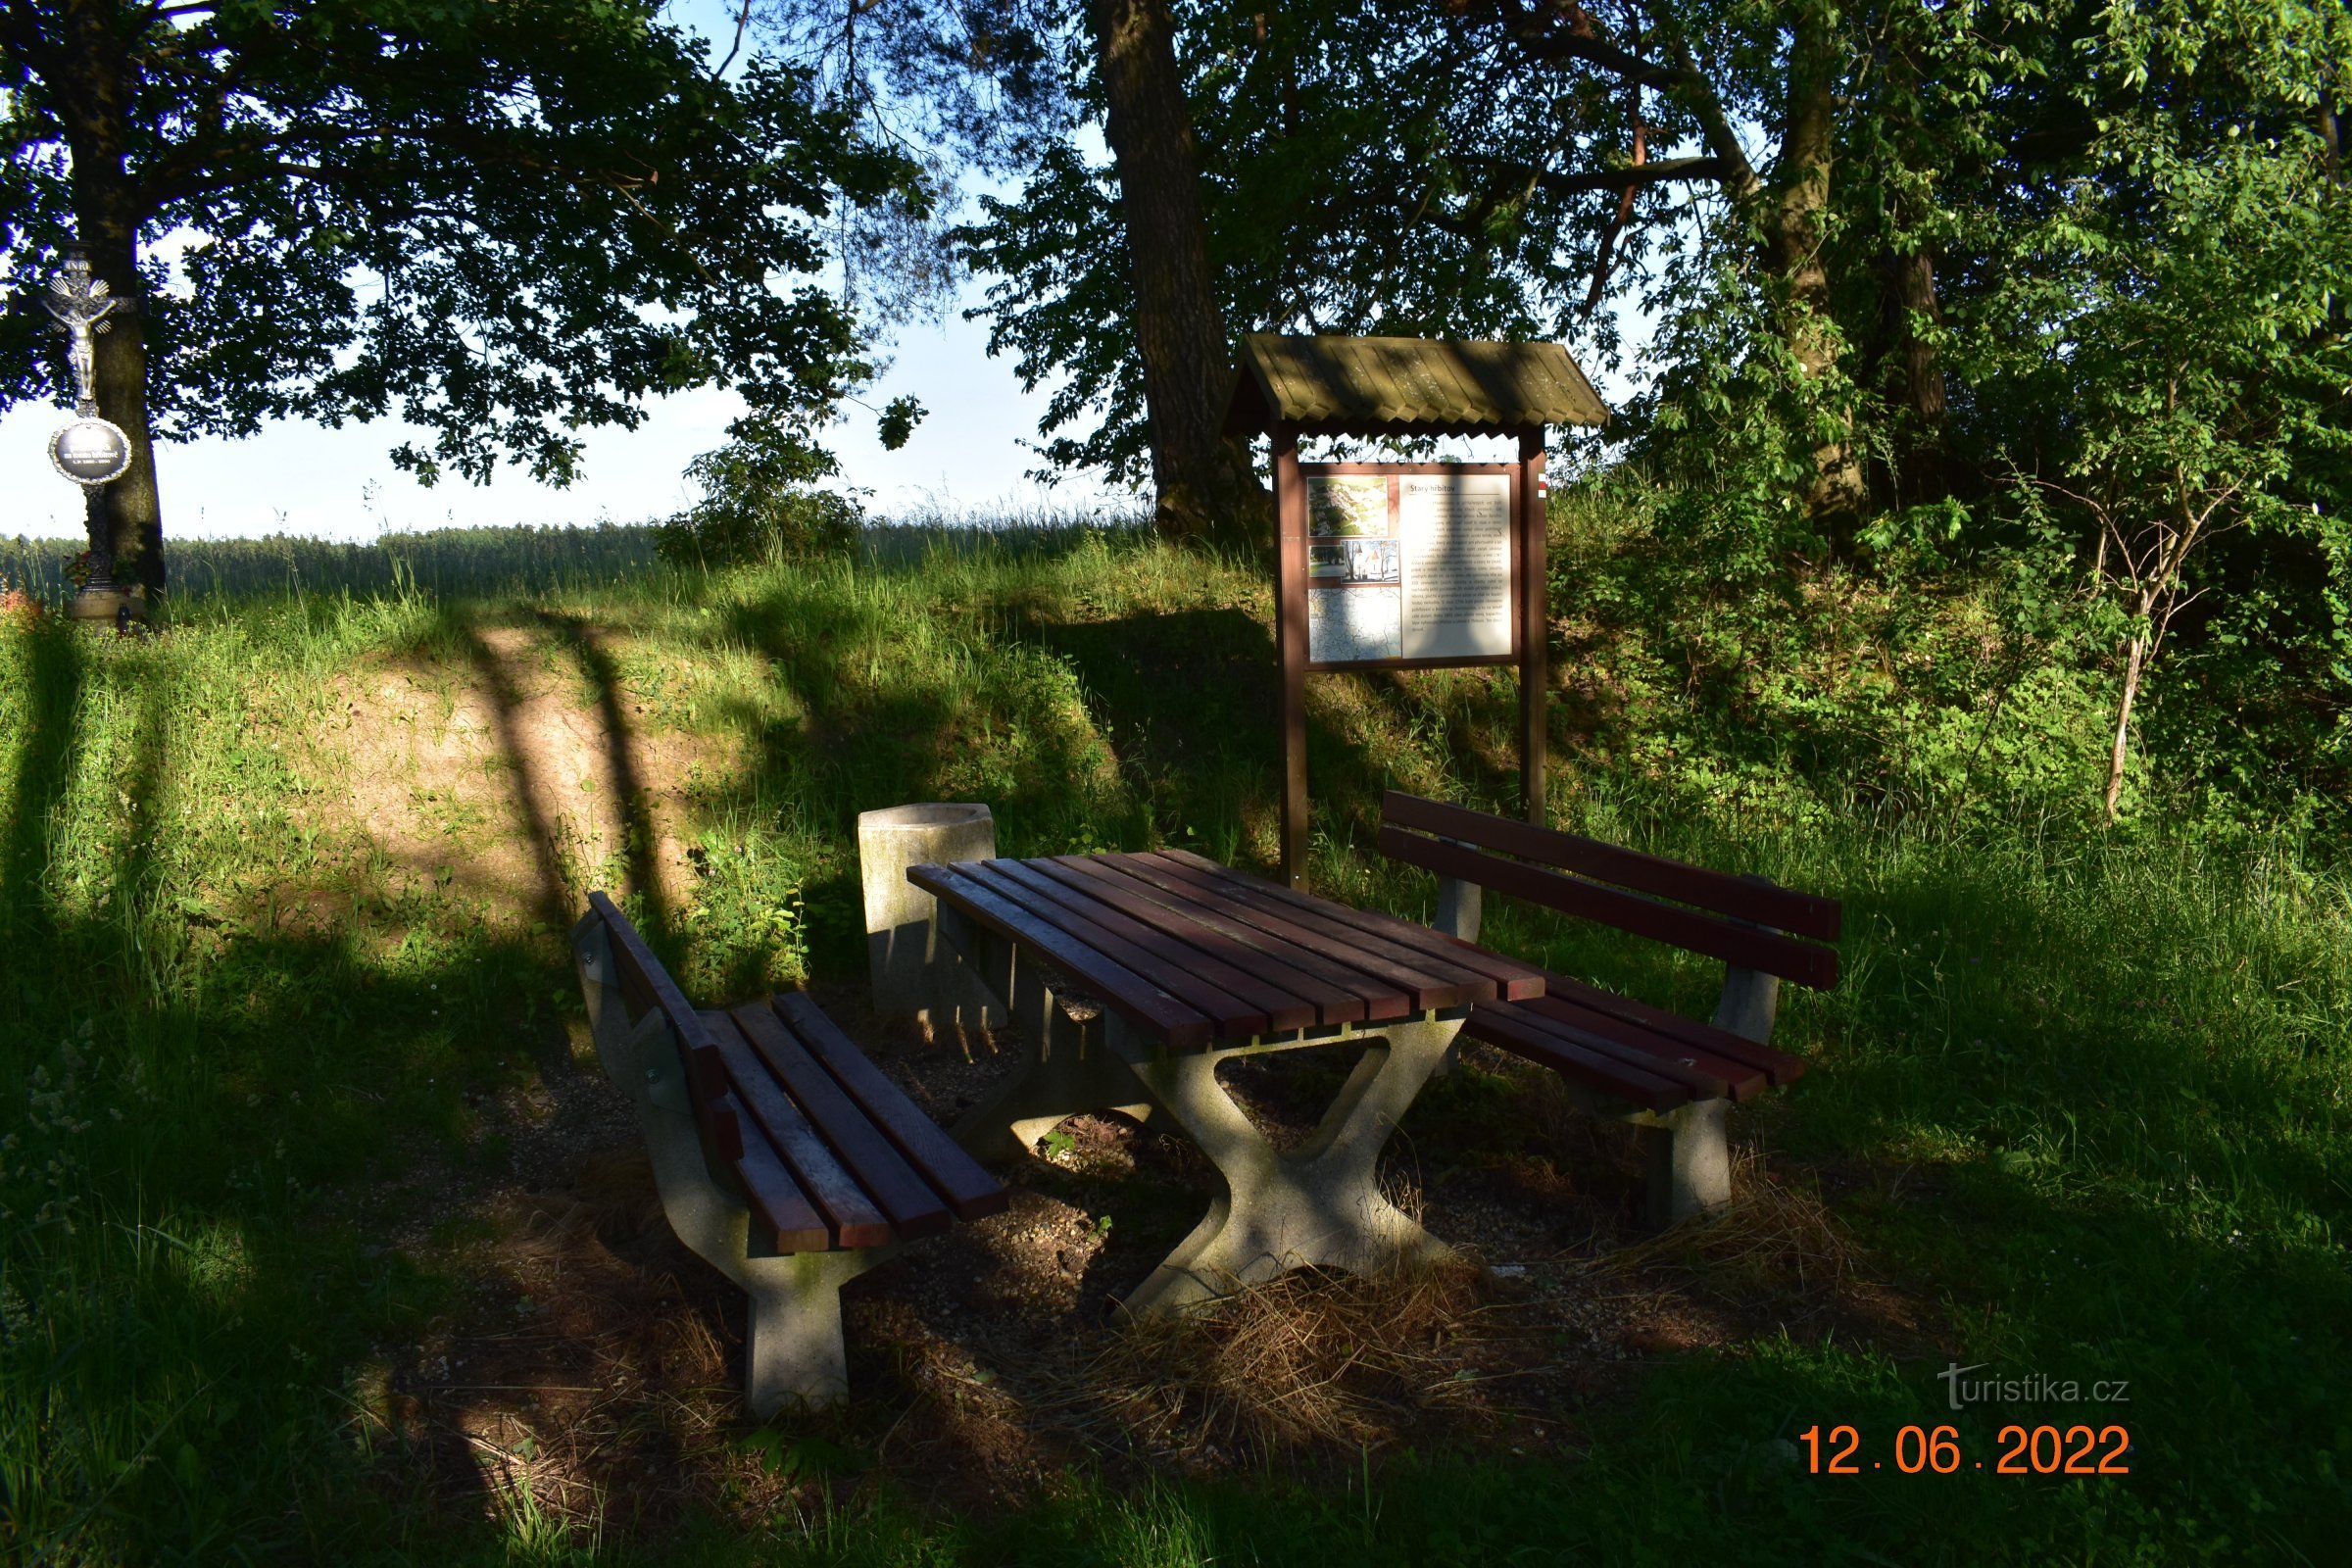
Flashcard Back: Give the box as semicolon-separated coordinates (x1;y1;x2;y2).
582;890;749;1161
1377;792;1842;990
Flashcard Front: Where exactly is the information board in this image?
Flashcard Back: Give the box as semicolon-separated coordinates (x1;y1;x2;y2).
1298;466;1517;669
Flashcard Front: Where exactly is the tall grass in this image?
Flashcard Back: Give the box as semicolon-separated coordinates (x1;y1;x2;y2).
1;520;2345;1562
1;522;664;607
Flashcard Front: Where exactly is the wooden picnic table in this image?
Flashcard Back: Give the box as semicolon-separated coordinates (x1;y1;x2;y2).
906;849;1547;1315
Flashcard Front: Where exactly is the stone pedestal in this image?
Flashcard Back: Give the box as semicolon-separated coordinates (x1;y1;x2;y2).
857;803;1002;1029
66;586;145;628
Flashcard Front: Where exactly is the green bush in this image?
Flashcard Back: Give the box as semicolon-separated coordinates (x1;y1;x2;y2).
656;428;864;568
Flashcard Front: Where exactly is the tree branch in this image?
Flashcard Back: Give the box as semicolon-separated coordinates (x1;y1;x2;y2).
1456;152;1725;199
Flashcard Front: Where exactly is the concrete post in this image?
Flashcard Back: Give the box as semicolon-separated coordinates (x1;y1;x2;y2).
857;804;1002;1028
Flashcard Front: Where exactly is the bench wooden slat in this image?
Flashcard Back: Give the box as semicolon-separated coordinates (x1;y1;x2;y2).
1158;847;1551;1001
588;891;709;1048
958;859;1276;1036
1541;973;1808;1088
989;859;1323;1033
729;1004;953;1242
908;862;1217;1048
705;1011;895;1249
710;1085;835;1252
1111;853;1492;1012
1459;1006;1690;1112
1382;791;1842;942
1379;826;1839;991
1505;992;1768;1104
772;992;1011;1223
1052;856;1410;1022
1480;1000;1735;1102
1033;856;1371;1027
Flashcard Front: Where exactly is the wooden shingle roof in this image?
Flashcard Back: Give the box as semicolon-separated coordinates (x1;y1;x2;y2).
1223;332;1609;437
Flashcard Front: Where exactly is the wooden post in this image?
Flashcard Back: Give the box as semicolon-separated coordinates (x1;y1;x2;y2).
1519;425;1548;826
1273;426;1309;887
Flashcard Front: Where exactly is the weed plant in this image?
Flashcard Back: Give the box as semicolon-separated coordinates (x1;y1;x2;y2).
0;512;2343;1562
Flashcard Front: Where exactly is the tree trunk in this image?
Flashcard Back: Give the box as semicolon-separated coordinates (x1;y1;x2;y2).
56;0;166;602
1091;0;1268;550
2103;629;2147;823
1767;7;1862;519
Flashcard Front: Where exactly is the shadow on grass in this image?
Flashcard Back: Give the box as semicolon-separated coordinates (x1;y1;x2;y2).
1;621;83;950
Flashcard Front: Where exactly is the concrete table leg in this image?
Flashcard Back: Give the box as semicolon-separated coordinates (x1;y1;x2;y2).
1108;1012;1460;1318
931;903;1157;1165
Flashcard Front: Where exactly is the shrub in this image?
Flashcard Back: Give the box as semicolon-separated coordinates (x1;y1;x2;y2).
656;425;864;568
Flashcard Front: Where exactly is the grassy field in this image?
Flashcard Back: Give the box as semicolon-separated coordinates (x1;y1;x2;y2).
1;519;2346;1563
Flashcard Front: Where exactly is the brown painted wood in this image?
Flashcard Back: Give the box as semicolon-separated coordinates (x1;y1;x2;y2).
1275;427;1309;888
1480;997;1739;1102
1377;826;1840;990
588;890;735;1120
1381;793;1843;942
709;1085;834;1253
1054;856;1412;1022
907;862;1216;1047
1510;995;1767;1102
1540;973;1808;1087
958;860;1274;1036
771;993;1008;1222
1031;857;1370;1026
987;859;1320;1032
1157;847;1548;1001
1519;427;1546;826
1459;1006;1690;1112
1119;852;1493;1010
704;1011;894;1249
729;1004;952;1241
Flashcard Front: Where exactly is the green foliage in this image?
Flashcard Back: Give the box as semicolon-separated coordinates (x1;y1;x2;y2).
656;428;866;569
0;1;920;485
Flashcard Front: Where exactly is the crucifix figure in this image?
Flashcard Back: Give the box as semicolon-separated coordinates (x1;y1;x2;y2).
43;249;121;417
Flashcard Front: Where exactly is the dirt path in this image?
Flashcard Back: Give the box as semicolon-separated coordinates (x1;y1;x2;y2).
327;618;724;928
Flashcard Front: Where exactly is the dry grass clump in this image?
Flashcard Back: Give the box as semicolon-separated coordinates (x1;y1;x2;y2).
1586;1150;1920;1340
1072;1256;1494;1463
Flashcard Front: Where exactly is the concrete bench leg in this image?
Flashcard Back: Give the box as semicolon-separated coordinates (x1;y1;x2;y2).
574;917;886;1412
1633;1099;1733;1228
1109;1013;1457;1318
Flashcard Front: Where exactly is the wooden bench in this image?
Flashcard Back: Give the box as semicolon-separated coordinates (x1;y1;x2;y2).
1378;792;1841;1226
570;891;1007;1412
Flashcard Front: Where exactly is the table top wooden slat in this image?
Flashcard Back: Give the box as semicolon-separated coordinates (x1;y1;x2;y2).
1067;859;1467;1020
984;858;1320;1033
1540;974;1807;1087
771;993;1010;1221
1031;857;1373;1028
1107;853;1491;1010
729;1003;954;1240
988;859;1326;1029
1050;855;1413;1022
908;861;1217;1048
957;860;1273;1035
1158;848;1550;1000
704;1011;895;1249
